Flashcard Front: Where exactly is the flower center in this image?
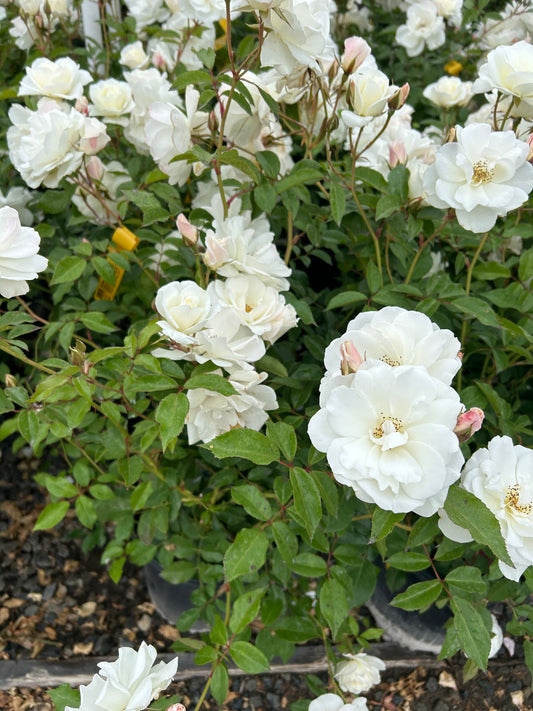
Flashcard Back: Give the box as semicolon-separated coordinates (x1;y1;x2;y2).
245;304;254;313
370;415;408;451
471;159;494;185
380;354;401;367
504;484;533;515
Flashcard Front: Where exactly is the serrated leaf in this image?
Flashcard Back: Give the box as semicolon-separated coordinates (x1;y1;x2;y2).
256;151;280;178
444;485;513;567
231;485;272;521
451;597;491;671
326;291;367;310
155;392;188;450
272;521;298;563
230;640;270;673
266;421;296;461
391;579;442;611
370;508;404;543
290;552;327;577
290;467;322;539
51;256;87;284
185;374;237;396
386;552;431;572
445;566;487;596
330;181;345;226
34;501;69;531
211;663;229;706
48;684;81;711
229;587;266;635
224;528;268;581
80;312;117;334
202;429;279;465
319;578;349;638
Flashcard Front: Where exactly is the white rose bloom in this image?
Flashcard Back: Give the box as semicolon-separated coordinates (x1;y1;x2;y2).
124;0;169;29
342;67;397;128
89;79;135;125
120;41;150;69
309;694;370;711
320;306;461;406
477;2;533;50
194;309;266;369
124;68;182;153
186;368;277;444
334;652;385;695
434;0;462;26
179;0;229;23
7;101;87;189
260;0;335;75
423;122;533;233
473;41;533;120
308;364;464;517
9;16;36;50
0;206;48;298
72;159;130;224
65;642;178;711
78;117;110;155
439;436;533;581
203;212;291;291
144;87;200;185
423;76;473;107
489;614;504;658
154;280;212;349
208;275;298;344
18;57;92;101
395;1;446;57
0;187;34;226
18;0;41;14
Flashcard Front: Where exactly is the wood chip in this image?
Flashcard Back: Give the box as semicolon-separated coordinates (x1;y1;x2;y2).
159;624;181;641
4;598;25;609
73;642;94;655
78;601;97;618
438;670;457;690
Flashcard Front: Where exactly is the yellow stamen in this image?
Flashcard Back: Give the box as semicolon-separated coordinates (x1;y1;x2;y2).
471;160;494;185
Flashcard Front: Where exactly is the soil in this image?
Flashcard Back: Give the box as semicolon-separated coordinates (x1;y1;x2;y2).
0;445;532;710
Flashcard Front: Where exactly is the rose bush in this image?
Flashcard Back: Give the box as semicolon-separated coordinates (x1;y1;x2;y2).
1;0;533;709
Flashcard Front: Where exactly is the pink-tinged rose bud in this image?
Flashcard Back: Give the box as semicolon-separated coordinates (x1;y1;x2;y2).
454;407;484;443
85;156;105;181
341;36;371;74
177;213;198;246
79;117;110;155
340;340;363;375
152;52;167;71
389;141;407;168
388;83;410;110
527;134;533;163
75;96;89;115
166;705;186;711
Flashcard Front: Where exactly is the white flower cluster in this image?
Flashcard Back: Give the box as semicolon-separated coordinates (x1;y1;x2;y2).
65;642;178;711
153;208;297;444
308;306;466;517
439;436;533;581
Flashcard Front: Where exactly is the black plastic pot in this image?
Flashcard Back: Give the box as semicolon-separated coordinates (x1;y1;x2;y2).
144;561;206;630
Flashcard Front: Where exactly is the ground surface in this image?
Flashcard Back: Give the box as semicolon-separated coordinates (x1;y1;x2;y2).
0;446;532;710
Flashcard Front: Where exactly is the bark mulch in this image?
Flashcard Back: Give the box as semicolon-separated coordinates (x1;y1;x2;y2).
0;445;532;710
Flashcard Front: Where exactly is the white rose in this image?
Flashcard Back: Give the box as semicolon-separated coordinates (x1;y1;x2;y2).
395;1;445;57
78;117;110;155
120;41;150;69
124;0;169;29
0;206;48;298
473;41;533;120
342;67;397;128
0;186;34;226
260;0;335;75
203;211;291;291
423;122;533;233
65;642;178;711
309;694;370;711
9;16;36;51
434;0;462;26
89;78;135;125
186;368;277;444
154;280;211;348
18;57;92;100
439;436;533;581
208;275;298;344
7;101;86;189
423;75;473;107
194;309;266;369
308;364;464;517
179;0;229;23
334;652;385;694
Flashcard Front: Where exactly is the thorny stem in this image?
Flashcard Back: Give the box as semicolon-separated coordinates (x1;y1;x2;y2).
15;296;49;325
284;211;294;264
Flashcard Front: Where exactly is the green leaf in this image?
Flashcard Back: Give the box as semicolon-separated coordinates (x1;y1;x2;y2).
109;556;126;583
451;597;491;671
448;296;499;327
256;151;281;178
48;684;81;711
444;485;513;567
131;481;153;512
445;566;487;597
210;614;228;646
186;374;237;396
230;640;270;673
391;579;442;611
224;528;269;581
202;429;280;465
275;161;324;193
326;291;367;310
173;70;212;90
160;561;196;584
407;516;440;549
386;552;431;572
319;578;349;637
388;164;409;202
75;495;97;529
33;501;69;531
231;485;272;521
370;508;404;543
290;552;327;577
51;256;87;285
92;256;116;284
376;193;402;220
229;587;266;635
211;663;229;707
218;149;260;183
309;470;338;518
155;392;189;450
290;467;322;539
523;639;533;688
330;181;345;226
80;312;117;334
254;183;277;212
255;354;288;377
272;521;298;563
519;248;533;283
353;166;388;191
195;645;218;665
266;421;297;462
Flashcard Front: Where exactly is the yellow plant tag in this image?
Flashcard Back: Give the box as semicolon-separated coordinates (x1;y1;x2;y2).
94;226;140;301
